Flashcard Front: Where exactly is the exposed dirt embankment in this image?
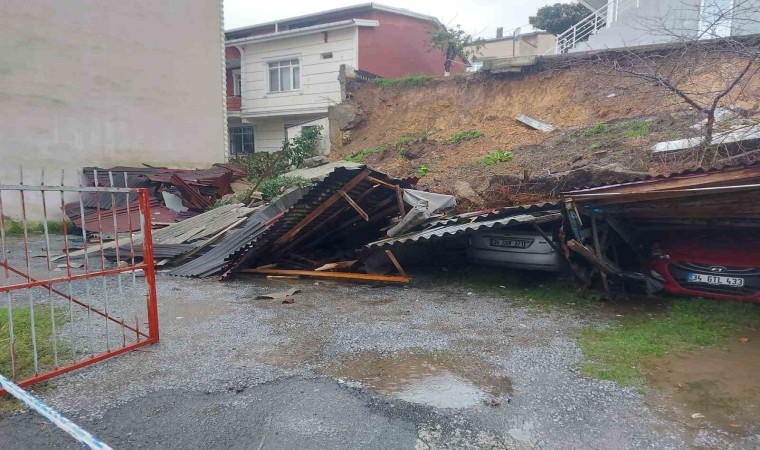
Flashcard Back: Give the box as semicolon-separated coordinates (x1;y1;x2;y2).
330;60;760;206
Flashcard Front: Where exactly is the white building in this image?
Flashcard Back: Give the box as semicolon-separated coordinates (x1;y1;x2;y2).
225;4;457;157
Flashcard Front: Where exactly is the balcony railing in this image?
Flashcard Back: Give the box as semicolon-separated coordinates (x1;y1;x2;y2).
227;96;241;112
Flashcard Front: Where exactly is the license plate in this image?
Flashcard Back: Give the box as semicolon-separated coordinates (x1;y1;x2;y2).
687;273;744;287
490;238;531;249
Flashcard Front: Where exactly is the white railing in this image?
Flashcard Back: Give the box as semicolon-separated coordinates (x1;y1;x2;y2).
555;0;640;54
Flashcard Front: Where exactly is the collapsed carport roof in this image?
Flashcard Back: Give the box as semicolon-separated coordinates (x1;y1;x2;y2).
561;163;760;224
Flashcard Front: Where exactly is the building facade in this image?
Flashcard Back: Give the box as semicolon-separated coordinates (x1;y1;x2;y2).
565;0;760;53
225;3;463;156
0;0;227;197
467;29;556;71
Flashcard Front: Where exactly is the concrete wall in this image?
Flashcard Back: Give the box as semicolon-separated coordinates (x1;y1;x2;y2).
286;117;331;156
248;114;328;153
0;0;226;217
573;0;760;52
470;33;556;60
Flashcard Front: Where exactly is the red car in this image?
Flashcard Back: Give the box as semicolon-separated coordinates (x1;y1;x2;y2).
645;232;760;303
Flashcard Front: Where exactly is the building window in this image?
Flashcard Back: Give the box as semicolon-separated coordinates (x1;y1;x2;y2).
229;126;254;156
268;59;300;92
700;0;734;38
232;69;242;97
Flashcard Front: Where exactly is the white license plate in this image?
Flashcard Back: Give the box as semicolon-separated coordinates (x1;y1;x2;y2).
490;238;531;249
687;273;744;287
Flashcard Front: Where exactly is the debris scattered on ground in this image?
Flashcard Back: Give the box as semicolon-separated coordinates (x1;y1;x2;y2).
515;114;556;132
255;288;301;300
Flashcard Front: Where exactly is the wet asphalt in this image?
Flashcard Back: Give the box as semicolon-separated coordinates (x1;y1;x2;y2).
1;238;758;449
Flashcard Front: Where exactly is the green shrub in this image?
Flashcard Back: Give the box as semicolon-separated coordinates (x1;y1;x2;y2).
372;75;431;88
398;148;410;158
448;130;484;144
258;176;314;199
417;165;430;177
345;145;386;163
481;150;513;165
2;218;69;235
394;130;431;147
230;125;323;181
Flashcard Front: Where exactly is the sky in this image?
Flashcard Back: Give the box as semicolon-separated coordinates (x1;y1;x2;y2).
224;0;572;39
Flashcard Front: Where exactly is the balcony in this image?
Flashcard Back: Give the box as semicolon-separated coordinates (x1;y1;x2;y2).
227;96;241;113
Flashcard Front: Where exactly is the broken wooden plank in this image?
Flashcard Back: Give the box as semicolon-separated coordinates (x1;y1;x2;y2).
242;268;410;283
567;239;622;276
340;191;369;221
515;114;555;132
314;260;358;272
384;250;408;278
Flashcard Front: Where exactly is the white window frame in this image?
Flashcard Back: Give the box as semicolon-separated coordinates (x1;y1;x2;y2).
267;58;301;93
232;69;242;97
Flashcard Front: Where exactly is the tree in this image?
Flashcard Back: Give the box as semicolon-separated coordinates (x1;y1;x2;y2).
594;0;760;146
529;3;590;36
430;24;482;76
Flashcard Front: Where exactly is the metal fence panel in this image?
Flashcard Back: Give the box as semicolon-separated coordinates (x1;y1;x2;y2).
0;170;158;393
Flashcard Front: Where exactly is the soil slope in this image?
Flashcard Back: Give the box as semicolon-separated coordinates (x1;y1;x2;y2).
330;60;760;206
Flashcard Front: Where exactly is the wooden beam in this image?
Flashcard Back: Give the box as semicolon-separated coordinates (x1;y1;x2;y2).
567;240;622;276
274;168;370;246
340;191;369;221
367;176;399;189
242;268;410;283
591;211;611;294
395;186;406;217
530;223;564;257
385;250;408;278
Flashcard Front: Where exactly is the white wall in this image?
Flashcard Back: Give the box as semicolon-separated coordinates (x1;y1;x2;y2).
248;115;328;153
0;0;226;217
240;27;357;117
286;117;331;156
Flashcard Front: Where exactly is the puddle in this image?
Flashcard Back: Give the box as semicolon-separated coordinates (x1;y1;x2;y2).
645;330;760;434
320;351;512;409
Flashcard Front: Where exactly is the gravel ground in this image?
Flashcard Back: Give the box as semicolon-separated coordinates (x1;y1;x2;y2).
1;237;757;449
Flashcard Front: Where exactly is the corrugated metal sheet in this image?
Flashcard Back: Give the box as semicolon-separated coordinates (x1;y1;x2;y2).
169;187;305;278
224;166;414;276
366;210;562;249
563;161;760;193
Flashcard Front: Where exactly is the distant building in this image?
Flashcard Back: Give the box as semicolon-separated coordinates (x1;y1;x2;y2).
560;0;760;53
225;3;465;156
466;28;556;72
0;0;227;192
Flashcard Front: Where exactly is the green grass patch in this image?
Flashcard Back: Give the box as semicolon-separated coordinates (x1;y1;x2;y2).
577;298;760;389
3;219;69;235
417;165;430;177
1;307;69;383
581;120;651;139
394;130;431;147
582;123;609;137
345;145;387;163
481;150;514;166
372;75;431;88
448;130;485;144
619;120;651;138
